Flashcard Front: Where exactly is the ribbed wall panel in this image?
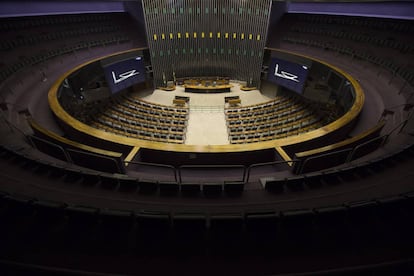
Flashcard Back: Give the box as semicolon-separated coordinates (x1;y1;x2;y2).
142;0;271;87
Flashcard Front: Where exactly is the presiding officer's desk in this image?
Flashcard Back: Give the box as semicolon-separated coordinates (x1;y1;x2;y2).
182;78;233;93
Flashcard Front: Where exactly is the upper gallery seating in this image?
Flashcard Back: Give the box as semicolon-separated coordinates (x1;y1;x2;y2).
0;12;148;170
0;12;144;84
272;13;414;90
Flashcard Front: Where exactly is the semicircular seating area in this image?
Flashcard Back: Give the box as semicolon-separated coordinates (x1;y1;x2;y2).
84;92;190;143
225;93;325;143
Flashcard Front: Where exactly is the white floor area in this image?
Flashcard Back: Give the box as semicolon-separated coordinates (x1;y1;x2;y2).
131;82;272;145
185;109;229;145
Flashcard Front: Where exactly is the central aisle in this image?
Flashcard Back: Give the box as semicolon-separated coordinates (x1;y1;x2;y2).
185;107;229;145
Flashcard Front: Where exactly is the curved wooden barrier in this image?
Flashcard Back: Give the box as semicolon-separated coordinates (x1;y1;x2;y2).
28;119;125;173
48;48;365;158
293;120;386;174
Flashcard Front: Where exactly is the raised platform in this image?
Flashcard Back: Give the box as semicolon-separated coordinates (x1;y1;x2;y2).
182;78;233;93
184;84;232;93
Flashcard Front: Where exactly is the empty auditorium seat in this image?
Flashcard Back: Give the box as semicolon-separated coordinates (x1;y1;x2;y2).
136;211;171;249
209;213;245;247
280;208;315;247
99;175;120;190
172;213;207;250
314;205;349;247
138;179;158;194
346;200;380;243
245;211;279;245
159;181;180;195
223;181;245;195
180;183;201;195
285;175;305;191
202;182;223;196
118;177;139;192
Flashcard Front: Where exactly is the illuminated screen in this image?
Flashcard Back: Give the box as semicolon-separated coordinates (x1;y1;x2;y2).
267;58;309;94
103;57;145;94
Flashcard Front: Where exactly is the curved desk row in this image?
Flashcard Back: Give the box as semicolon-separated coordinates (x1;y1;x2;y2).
28;119;125;173
183;83;233;93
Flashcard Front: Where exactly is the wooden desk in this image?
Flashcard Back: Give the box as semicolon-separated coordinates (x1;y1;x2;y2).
183;83;233;93
225;96;240;103
157;86;176;91
240;86;257;91
175;96;190;102
228;99;241;107
173;99;186;106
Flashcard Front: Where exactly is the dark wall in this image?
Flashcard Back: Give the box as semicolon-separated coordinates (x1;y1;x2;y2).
123;1;148;42
266;0;288;44
287;1;414;20
0;1;125;18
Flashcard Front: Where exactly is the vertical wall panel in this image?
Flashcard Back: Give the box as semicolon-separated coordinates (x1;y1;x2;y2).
142;0;271;87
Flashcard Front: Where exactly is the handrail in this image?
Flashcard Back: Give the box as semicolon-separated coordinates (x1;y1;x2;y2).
27;118;126;173
124;161;178;183
28;118;122;158
246;160;301;182
386;106;414;136
348;135;389;162
298;148;353;174
27;135;70;162
295;120;385;159
0;111;29;137
291;120;386;174
66;148;124;174
296;133;389;174
189;105;225;112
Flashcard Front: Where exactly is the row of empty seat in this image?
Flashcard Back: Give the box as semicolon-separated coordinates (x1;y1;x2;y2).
0;13;117;31
0;36;132;83
0;145;244;197
278;13;414;88
1;25;124;51
91;117;186;144
291;13;414;33
87;93;189;144
0;12;140;83
2;141;414;254
283;36;414;89
225;95;323;143
261;142;407;193
225;95;289;114
289;23;414;55
121;94;189;116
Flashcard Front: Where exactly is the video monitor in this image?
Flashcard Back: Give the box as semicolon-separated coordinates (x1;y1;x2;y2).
267;58;309;94
103;56;145;94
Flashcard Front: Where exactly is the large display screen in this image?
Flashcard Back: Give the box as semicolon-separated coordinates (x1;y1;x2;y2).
103;57;145;94
267;58;309;94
